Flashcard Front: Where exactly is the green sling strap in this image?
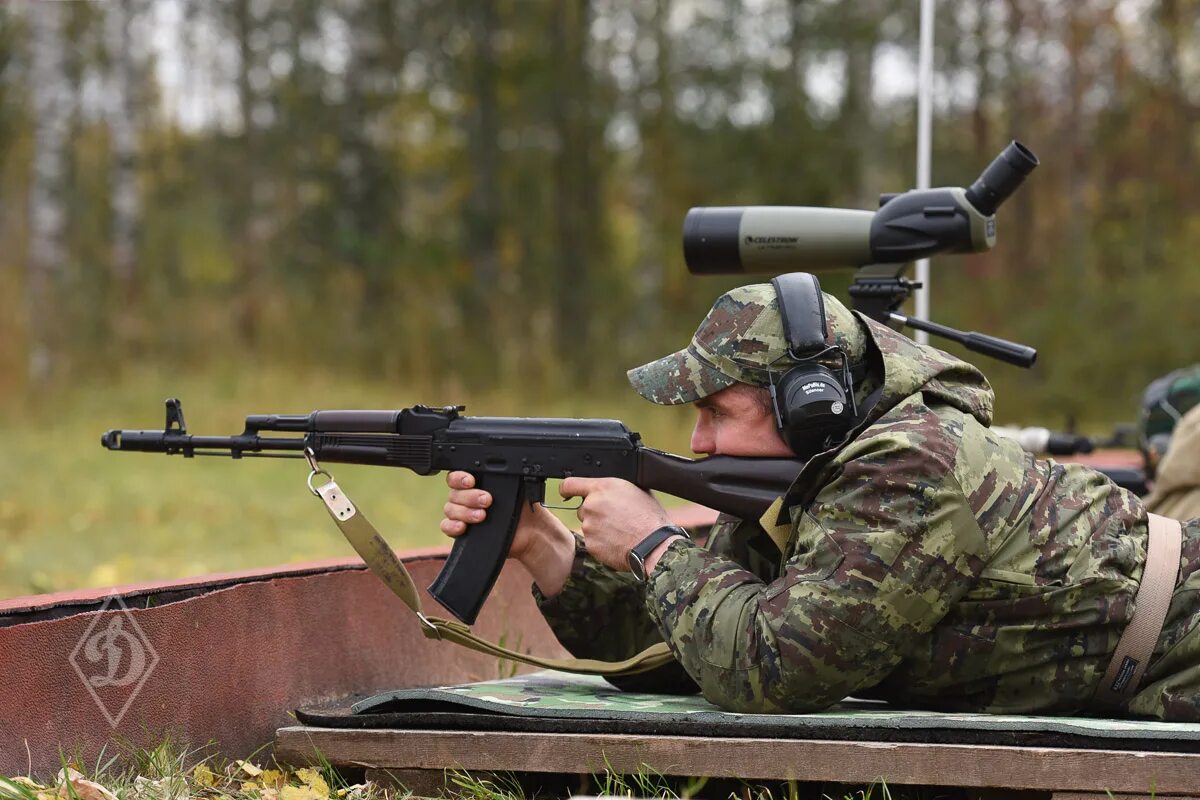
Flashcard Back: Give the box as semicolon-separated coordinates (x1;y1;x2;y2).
310;473;675;677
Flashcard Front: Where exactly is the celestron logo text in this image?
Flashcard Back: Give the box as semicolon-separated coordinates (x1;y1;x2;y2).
744;236;799;245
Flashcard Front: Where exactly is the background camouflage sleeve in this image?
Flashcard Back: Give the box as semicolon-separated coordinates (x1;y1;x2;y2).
535;516;773;693
644;400;991;713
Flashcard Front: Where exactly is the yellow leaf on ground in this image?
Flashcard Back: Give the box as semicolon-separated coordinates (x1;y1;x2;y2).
279;786;323;800
192;765;219;789
293;769;329;797
256;770;284;788
233;760;262;778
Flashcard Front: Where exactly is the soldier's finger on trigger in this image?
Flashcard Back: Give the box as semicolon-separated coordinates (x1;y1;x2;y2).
560;476;591;498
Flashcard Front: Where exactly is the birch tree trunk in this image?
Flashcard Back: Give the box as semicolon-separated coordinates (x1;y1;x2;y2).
105;0;142;344
233;0;262;344
27;0;72;384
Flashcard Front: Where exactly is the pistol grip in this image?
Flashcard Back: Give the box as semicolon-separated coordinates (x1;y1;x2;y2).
428;473;527;624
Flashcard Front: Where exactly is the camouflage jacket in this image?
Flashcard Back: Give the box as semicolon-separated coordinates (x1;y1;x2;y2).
538;315;1200;720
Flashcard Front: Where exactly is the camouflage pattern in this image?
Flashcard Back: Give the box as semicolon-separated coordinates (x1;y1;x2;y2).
409;672;718;716
370;671;1200;742
539;300;1200;721
626;284;870;405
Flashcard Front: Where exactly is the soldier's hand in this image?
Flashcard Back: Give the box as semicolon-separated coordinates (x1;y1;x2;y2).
440;471;575;594
558;477;673;572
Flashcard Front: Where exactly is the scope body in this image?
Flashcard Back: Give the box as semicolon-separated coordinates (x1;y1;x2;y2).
684;140;1038;275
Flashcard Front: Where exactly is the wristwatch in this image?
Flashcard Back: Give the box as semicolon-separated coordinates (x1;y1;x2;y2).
627;525;690;583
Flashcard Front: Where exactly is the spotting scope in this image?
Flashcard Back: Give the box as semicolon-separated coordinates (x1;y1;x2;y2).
683;140;1038;274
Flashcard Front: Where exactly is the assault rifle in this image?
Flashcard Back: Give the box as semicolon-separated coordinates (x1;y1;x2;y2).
103;399;801;625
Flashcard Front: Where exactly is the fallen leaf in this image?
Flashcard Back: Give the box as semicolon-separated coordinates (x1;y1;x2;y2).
233;761;262;778
293;770;329;798
256;770;284;788
191;766;218;790
279;786;322;800
54;770;83;788
60;778;119;800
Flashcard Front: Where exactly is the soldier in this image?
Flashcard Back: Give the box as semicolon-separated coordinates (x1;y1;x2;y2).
442;280;1200;720
1141;366;1200;521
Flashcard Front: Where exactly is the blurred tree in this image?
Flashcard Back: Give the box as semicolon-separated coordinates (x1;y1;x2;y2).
463;0;500;342
26;0;70;385
0;0;1197;425
103;0;145;349
552;0;601;385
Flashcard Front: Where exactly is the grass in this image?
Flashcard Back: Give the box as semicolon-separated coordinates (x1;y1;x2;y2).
0;737;965;800
0;738;400;800
0;365;698;598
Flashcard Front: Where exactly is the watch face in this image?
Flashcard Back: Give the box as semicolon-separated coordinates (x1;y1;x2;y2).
627;552;647;583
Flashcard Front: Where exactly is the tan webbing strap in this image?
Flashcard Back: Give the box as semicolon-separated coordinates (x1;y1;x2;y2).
1096;512;1183;707
313;478;675;676
758;496;793;555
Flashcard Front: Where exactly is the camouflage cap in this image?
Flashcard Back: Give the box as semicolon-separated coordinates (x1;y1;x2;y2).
1139;364;1200;459
627;283;868;405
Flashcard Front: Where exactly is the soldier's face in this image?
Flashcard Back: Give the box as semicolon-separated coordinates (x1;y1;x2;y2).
691;384;794;458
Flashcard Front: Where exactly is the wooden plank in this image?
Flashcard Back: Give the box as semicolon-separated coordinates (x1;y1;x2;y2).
1051;794;1198;800
275;726;1200;796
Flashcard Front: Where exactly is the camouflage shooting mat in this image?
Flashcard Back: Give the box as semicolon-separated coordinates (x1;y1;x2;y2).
295;671;1200;752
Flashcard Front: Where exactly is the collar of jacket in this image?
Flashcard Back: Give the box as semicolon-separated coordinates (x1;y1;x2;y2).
771;312;993;527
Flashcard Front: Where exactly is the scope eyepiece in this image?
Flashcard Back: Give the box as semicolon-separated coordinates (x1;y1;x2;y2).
683;207;746;274
964;140;1039;217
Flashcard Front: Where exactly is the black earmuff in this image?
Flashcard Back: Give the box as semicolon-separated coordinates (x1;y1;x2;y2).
768;273;857;456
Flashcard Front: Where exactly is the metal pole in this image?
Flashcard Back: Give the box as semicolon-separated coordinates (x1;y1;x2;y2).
914;0;934;344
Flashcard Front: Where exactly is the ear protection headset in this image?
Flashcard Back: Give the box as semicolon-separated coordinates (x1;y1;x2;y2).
767;272;857;455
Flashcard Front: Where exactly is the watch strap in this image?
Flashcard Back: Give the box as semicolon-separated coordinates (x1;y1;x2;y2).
629;524;689;582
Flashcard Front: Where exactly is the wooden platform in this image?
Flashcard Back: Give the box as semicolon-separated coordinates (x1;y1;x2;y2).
275;725;1200;798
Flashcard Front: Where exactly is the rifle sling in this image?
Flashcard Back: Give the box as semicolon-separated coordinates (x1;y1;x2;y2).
1094;512;1183;707
314;478;675;676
